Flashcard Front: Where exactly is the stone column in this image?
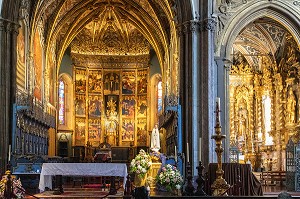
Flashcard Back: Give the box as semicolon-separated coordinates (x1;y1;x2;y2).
198;0;217;170
178;20;200;175
0;18;19;171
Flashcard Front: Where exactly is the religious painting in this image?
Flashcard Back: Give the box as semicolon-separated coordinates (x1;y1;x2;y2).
137;118;147;145
137;95;147;117
88;119;101;146
17;23;26;89
88;70;102;93
137;70;148;94
75;118;86;146
48;58;55;105
105;95;119;118
88;95;101;117
75;68;87;93
122;71;136;94
33;29;43;100
103;72;120;95
121;119;134;141
121;96;135;117
75;95;86;116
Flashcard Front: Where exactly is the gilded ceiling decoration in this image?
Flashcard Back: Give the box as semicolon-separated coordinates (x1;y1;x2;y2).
32;0;176;69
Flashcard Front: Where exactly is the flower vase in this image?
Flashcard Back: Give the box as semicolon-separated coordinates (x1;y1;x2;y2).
134;174;147;187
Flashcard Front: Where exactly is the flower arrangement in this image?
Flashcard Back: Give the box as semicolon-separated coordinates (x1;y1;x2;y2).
156;164;183;192
130;149;152;178
0;171;25;198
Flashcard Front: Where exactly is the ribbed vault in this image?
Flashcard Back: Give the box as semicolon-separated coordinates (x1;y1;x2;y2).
30;0;177;75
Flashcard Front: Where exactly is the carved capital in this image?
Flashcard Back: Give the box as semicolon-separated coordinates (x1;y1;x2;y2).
0;20;4;31
190;21;200;33
181;21;200;34
202;18;217;32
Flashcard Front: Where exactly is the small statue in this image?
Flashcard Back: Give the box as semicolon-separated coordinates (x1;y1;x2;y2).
150;124;160;153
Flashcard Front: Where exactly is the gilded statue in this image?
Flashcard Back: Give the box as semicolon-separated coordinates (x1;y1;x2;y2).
286;88;296;123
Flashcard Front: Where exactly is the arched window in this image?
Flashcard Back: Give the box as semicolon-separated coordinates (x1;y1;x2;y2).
58;79;65;125
157;81;162;114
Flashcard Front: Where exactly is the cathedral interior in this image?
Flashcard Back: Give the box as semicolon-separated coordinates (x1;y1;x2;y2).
1;0;300;196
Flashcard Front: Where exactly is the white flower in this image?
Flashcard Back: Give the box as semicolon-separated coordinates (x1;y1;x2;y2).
175;184;181;190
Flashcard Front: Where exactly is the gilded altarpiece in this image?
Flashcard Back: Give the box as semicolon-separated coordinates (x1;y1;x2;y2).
74;66;149;147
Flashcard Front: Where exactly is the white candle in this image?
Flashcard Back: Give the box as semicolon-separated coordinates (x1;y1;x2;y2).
199;138;202;161
8;145;11;162
187;143;189;163
174;145;177;162
216;97;220;108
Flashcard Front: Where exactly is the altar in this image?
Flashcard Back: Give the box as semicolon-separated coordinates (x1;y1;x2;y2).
39;163;127;192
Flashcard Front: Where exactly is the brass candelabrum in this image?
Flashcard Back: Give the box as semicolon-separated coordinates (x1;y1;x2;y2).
211;99;230;196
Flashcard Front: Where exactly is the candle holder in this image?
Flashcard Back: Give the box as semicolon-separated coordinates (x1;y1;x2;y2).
195;161;207;196
211;100;230;196
182;162;195;196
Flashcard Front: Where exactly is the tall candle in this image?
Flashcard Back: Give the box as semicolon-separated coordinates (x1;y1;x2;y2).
199;138;202;161
174;145;177;162
187;143;189;163
216;97;220;108
8;145;11;162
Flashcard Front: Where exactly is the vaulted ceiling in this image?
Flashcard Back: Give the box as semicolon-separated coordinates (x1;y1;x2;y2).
32;0;176;69
233;17;296;71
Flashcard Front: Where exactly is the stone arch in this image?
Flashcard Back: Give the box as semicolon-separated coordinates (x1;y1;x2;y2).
219;3;300;59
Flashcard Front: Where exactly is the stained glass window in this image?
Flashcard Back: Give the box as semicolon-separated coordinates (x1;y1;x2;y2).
157;81;162;113
58;80;65;125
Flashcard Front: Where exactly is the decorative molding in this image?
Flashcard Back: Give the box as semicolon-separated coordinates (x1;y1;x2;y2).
71;53;150;68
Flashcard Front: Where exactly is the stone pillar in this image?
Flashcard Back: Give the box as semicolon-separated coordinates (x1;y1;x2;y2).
198;0;217;170
0;18;19;172
178;20;200;175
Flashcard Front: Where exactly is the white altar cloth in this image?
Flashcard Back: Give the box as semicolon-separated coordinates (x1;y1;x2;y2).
39;163;127;192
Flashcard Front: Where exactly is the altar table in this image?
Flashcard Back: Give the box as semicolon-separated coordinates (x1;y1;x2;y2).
39;163;127;192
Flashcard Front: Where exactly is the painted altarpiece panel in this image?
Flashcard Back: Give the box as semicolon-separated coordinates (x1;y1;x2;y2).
75;95;86;116
137;70;148;94
103;72;120;95
75;69;87;93
88;95;101;117
137;95;147;117
121;119;134;142
122;71;136;94
121;96;135;117
75;118;86;146
88;70;102;94
88;118;101;146
137;118;147;146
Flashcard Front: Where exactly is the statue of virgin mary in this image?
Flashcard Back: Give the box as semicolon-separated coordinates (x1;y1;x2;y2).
150;124;160;152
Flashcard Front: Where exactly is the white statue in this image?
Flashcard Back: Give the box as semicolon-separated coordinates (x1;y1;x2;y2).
150;124;160;152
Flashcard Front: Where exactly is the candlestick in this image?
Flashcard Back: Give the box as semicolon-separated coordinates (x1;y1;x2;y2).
187;143;189;163
175;145;177;162
8;145;11;162
199;138;202;161
216;97;221;123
